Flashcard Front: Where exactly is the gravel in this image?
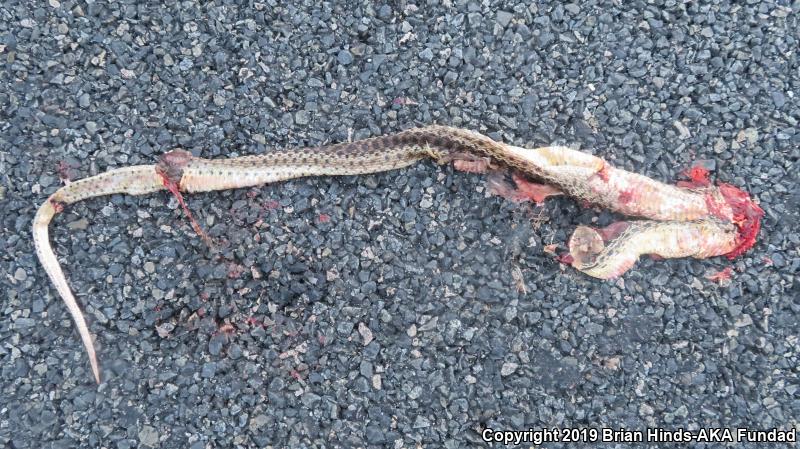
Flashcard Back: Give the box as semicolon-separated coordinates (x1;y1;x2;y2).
1;1;798;448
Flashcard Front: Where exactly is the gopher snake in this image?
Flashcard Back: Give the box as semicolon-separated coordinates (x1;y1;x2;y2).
32;126;763;383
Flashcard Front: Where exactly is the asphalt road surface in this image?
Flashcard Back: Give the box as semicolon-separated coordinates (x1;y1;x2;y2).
1;1;798;448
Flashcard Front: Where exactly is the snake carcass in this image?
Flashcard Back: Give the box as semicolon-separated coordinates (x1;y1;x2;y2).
32;126;763;383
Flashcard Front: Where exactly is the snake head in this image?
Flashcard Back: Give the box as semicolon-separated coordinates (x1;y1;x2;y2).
567;222;638;279
568;225;607;268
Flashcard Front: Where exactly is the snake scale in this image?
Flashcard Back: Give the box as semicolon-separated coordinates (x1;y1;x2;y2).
32;126;763;383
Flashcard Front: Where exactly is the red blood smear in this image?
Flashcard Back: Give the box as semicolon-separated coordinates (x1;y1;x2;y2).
717;183;764;260
678;164;712;188
50;199;65;213
557;253;575;264
264;199;280;210
247;316;263;327
617;189;635;205
597;222;630;243
159;173;214;248
511;173;562;204
318;213;331;223
227;264;244;279
706;266;733;282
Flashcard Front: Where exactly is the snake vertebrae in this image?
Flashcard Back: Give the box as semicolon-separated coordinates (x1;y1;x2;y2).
32;126;763;383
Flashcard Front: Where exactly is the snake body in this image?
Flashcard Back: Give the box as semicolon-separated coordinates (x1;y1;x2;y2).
32;126;762;383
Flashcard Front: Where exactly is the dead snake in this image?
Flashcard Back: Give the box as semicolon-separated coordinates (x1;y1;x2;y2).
32;126;763;383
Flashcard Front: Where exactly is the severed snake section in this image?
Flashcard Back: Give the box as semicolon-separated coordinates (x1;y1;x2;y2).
32;126;763;383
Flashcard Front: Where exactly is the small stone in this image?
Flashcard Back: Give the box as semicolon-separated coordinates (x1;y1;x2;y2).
673;120;691;139
735;314;753;328
49;0;60;7
377;5;392;19
496;11;513;27
604;356;621;370
138;426;159;447
418;316;438;332
419;48;434;61
295;110;310;125
201;362;217;377
208;334;225;356
501;361;518;376
14;267;27;281
213;93;226;107
771;91;786;108
337;50;353;65
337;321;353;336
738;128;758;144
713;138;728;153
155;323;174;338
144;261;156;274
358;322;374;345
14;318;36;328
413;416;430;428
372;374;382;389
269;377;285;392
78;93;90;108
365;426;385;444
406;324;417;337
694;159;716;171
249;414;269;431
67;218;89;230
85;121;98;134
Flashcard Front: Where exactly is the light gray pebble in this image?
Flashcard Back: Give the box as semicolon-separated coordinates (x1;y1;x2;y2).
337;50;353;65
